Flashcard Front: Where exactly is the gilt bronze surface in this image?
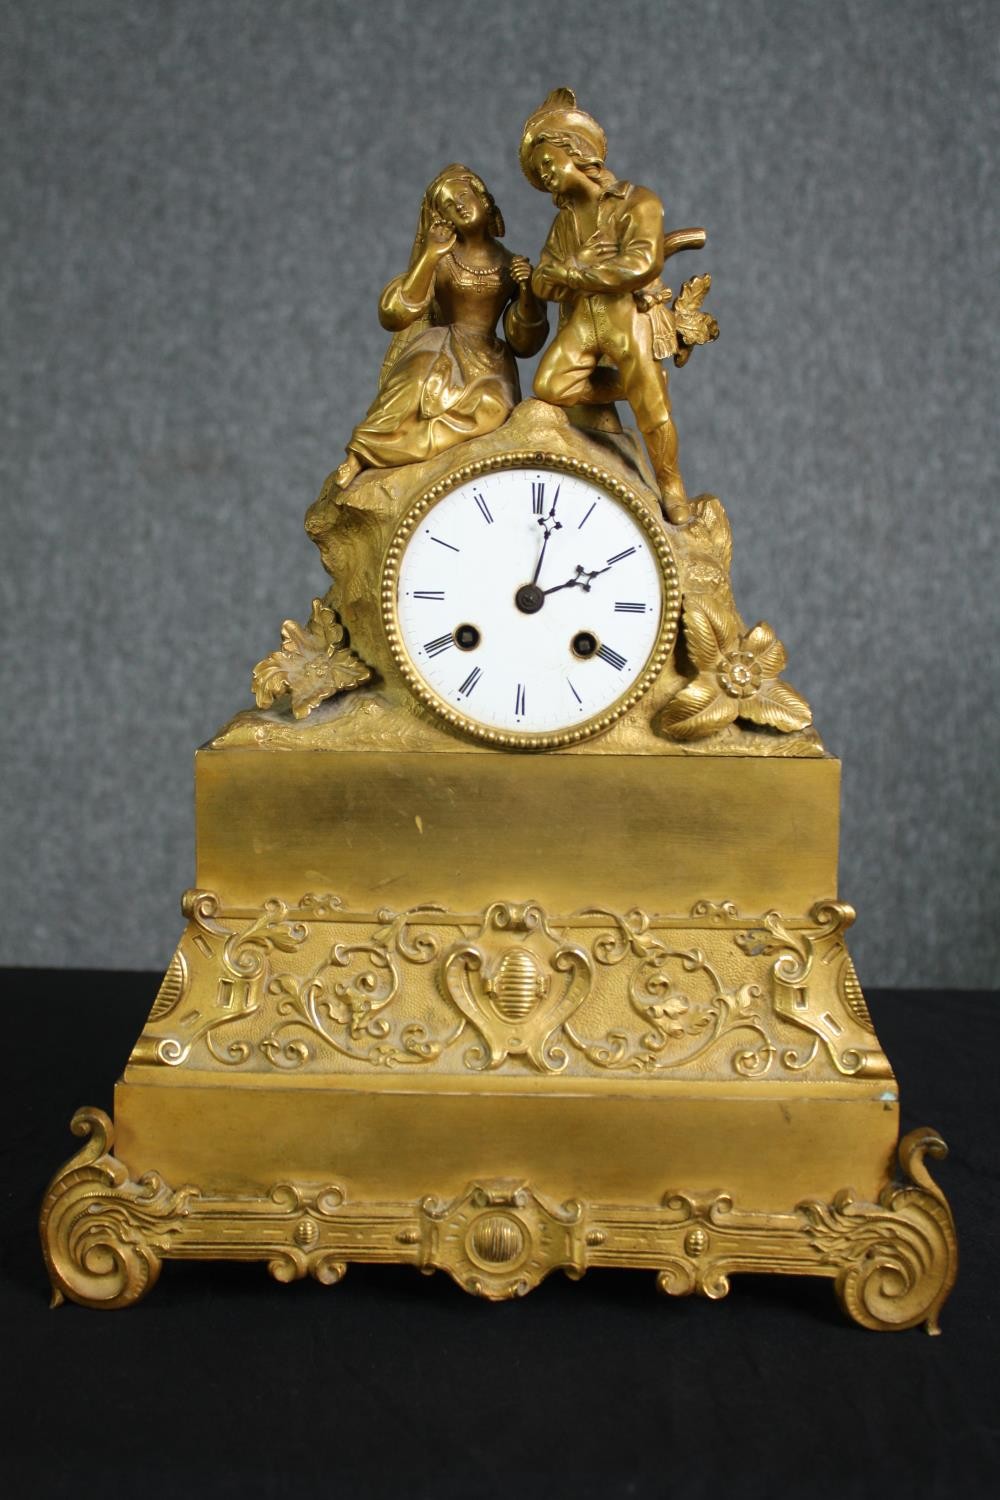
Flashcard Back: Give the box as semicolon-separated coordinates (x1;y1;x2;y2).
41;88;955;1328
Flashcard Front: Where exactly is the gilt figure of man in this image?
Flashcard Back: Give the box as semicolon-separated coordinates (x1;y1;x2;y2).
520;89;716;525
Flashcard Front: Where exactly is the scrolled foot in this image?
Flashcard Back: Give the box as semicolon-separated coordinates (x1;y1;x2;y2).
39;1107;192;1310
803;1127;958;1333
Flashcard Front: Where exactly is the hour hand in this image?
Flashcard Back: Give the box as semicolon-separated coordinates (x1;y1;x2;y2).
543;563;607;596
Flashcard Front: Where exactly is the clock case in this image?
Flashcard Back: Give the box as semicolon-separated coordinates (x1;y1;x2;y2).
382;452;680;748
41;400;957;1329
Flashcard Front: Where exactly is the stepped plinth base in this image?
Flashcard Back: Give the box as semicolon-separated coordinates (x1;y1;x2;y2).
40;741;957;1328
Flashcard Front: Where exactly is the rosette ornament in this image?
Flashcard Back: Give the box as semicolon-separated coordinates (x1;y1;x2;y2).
656;597;811;740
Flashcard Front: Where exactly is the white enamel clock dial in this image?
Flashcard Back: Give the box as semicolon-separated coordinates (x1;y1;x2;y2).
384;458;679;748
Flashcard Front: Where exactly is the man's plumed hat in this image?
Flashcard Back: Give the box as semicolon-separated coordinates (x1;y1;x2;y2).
519;88;607;189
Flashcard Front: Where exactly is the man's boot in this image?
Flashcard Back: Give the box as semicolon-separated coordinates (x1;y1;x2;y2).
644;418;690;524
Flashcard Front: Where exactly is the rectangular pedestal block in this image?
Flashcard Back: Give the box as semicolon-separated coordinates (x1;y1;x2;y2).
114;1075;898;1208
195;747;840;915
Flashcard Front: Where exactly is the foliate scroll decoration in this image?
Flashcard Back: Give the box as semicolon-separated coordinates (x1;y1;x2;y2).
563;906;774;1077
132;891;461;1073
655;1191;751;1300
131;891;312;1068
799;1129;959;1333
262;1183;351;1287
40;1108;196;1310
252;589;374;719
690;899;740;922
259;904;464;1070
130;892;888;1082
650;1130;957;1332
41;1125;956;1330
441;902;593;1072
734;900;892;1078
654;495;813;744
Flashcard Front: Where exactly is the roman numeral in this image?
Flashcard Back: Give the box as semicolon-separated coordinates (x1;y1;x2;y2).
568;679;582;704
578;501;596;530
531;482;545;515
514;682;527;717
423;633;454;658
606;546;637;566
473;491;493;524
458;666;482;697
413;590;445;600
597;644;627;671
614;601;646;613
430;535;460;552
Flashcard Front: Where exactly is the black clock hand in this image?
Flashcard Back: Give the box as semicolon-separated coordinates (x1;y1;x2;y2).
543;561;612;596
532;527;552;585
531;485;562;585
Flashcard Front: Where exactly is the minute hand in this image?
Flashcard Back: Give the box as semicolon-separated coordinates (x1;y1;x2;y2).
531;486;562;584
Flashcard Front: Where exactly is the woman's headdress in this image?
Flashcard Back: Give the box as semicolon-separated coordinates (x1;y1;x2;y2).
407;164;504;270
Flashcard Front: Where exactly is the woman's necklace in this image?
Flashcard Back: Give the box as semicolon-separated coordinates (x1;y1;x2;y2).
448;247;504;278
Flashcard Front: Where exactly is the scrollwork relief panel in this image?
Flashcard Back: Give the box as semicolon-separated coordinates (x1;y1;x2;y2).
128;891;891;1082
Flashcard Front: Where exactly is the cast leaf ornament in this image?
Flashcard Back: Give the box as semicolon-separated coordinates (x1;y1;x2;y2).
671;274;720;366
656;595;812;740
252;591;373;718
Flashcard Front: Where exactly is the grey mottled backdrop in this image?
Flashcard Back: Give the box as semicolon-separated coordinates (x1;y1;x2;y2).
2;0;997;983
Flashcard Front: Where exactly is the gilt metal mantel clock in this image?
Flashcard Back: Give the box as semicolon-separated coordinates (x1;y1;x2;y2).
41;90;957;1329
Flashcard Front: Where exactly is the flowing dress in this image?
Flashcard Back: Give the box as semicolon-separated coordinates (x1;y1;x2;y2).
346;250;547;468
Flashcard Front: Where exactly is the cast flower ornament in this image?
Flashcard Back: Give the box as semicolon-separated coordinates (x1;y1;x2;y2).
656;597;812;740
653;991;691;1039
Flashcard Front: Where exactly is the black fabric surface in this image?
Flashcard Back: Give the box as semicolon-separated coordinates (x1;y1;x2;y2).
2;973;996;1498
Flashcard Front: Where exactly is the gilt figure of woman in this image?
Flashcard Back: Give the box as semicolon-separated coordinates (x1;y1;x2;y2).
333;165;548;489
